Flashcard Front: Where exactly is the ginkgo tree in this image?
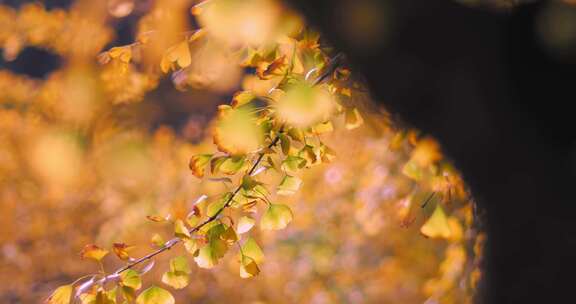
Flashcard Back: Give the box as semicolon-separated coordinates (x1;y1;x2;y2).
0;0;480;303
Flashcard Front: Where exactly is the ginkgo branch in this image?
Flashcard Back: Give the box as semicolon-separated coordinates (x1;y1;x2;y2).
77;53;345;297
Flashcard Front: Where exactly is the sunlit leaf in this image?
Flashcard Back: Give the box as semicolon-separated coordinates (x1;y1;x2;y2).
298;145;317;166
257;55;286;79
161;270;189;289
265;155;279;172
79;289;116;304
402;160;423;181
169;256;191;273
80;244;109;261
231;91;256;108
390;131;406;150
151;234;165;248
344;107;364;130
121;286;136;303
241;175;262;191
160;40;192;73
206;193;231;217
189;154;212;178
237;216;255;234
196;0;281;46
210;155;227;174
221;225;238;243
174;219;191;239
107;46;132;63
277;175;302;196
186;205;201;227
120;269;142;290
213;106;264;155
261;203;293;230
136;286;174;304
279;133;291;155
319;143;336;163
146;215;168;223
162;256;191;289
241;237;264;264
311;121;334;134
194;223;229;268
183;239;199;255
287;127;304;142
218;156;246;175
242;200;259;214
239;255;260;278
281;155;306;173
275;83;334;128
420;205;451;239
194;238;228;269
46;284;73;304
113;243;134;261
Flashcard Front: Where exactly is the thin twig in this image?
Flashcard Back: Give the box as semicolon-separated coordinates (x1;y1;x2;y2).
421;192;436;208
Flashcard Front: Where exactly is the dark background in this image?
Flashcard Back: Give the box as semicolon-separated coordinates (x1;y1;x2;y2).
285;0;576;302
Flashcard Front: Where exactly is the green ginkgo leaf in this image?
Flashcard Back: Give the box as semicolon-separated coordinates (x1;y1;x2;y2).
174;219;190;239
207;193;232;217
120;269;142;290
194;224;229;268
241;237;264;264
219;156;245;175
261;203;293;230
279;133;291;155
281;155;306;174
161;271;189;289
194;238;228;269
277;175;302;196
169;256;191;274
136;286;174;304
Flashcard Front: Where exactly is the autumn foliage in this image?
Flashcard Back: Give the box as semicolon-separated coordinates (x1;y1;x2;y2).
0;0;482;303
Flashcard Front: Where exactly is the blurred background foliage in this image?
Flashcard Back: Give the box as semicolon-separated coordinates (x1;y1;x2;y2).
0;0;484;303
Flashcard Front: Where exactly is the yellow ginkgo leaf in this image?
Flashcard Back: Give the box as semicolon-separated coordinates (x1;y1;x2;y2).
420;205;451;239
239;255;260;278
344;107;364;130
174;219;191;239
120;269;142;290
80;244;109;261
161;256;191;289
261;203;293;230
213;105;264;155
136;286;174;304
231;91;256;108
160;40;192;73
277;175;302;196
241;237;264;264
112;242;135;261
275;83;335;128
108;46;132;63
189;154;212;178
46;285;73;304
